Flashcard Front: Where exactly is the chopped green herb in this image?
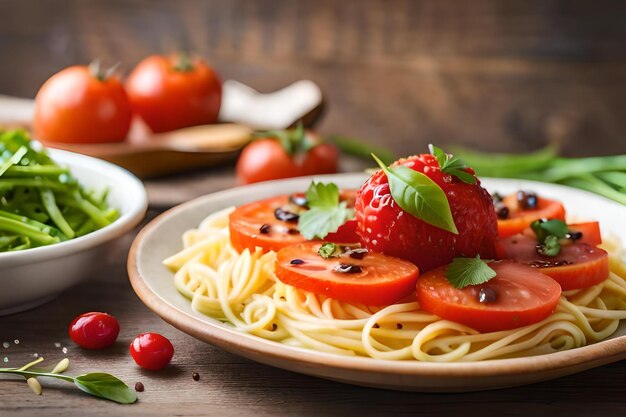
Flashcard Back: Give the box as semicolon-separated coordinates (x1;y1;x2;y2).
318;242;342;259
530;219;568;242
537;235;561;257
297;181;354;239
530;219;569;257
371;153;458;234
429;144;477;185
445;255;497;289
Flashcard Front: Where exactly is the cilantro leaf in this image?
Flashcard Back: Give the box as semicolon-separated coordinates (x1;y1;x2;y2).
445;255;497;289
318;242;341;258
428;144;477;185
297;182;355;239
371;153;458;234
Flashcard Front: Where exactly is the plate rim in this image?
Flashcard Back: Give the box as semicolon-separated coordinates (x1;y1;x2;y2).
127;174;626;383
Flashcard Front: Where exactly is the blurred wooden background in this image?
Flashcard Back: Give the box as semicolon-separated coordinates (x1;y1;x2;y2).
1;0;625;156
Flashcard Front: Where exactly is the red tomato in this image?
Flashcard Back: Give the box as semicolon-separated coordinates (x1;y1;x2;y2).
68;312;120;349
521;221;603;247
129;333;174;371
417;261;561;332
355;154;498;272
275;242;419;305
229;191;357;253
496;234;609;290
126;54;222;133
236;135;338;184
497;193;566;238
34;66;132;143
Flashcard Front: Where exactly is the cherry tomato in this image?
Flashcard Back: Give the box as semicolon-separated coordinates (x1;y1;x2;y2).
126;54;222;133
129;333;174;371
496;192;566;238
355;154;498;272
229;191;357;253
496;234;609;290
417;261;561;332
236;133;339;184
275;242;419;305
68;312;120;349
34;65;132;143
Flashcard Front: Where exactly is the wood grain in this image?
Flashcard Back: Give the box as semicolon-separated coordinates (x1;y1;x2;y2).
0;0;625;158
2;1;626;415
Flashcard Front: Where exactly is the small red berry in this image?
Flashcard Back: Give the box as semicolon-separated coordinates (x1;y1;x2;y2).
129;333;174;371
68;312;120;349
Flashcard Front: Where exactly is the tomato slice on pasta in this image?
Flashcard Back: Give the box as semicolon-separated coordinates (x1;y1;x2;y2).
229;191;358;253
496;234;609;290
275;242;419;305
417;261;561;333
521;221;602;247
497;193;566;238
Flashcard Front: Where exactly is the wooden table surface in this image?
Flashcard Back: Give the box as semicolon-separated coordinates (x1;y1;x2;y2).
1;1;626;416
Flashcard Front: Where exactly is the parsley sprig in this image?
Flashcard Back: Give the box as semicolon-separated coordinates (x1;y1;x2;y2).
297;182;354;239
429;144;477;185
445;256;497;289
371;153;458;234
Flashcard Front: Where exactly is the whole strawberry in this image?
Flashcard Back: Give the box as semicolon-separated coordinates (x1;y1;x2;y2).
355;149;497;272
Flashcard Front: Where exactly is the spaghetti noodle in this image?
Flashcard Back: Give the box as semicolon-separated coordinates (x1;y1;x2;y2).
164;207;626;362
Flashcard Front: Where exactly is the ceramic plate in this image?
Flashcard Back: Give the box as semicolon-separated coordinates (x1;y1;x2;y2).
128;174;626;392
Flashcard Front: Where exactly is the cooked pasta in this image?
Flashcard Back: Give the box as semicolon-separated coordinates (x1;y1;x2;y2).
164;207;626;362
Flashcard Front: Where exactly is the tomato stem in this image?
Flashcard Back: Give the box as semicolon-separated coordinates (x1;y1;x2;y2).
88;60;106;81
174;51;194;72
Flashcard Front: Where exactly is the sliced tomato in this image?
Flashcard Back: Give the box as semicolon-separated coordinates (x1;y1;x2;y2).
497;193;566;238
275;242;419;305
521;221;602;247
497;234;609;290
417;261;561;332
229;191;357;253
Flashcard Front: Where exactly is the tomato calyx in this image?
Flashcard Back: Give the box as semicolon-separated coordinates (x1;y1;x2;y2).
255;122;316;156
173;51;195;72
88;60;119;82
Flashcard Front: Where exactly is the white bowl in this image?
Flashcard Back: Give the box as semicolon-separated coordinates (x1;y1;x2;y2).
0;148;147;315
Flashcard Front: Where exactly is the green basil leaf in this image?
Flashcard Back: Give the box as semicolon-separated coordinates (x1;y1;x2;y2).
445;256;496;289
428;144;447;168
318;242;341;258
372;154;458;234
428;144;477;185
531;219;568;242
446;168;477;185
74;373;137;404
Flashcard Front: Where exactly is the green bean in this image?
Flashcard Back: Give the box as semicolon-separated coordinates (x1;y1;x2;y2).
40;189;75;238
0;129;120;251
0;217;60;245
